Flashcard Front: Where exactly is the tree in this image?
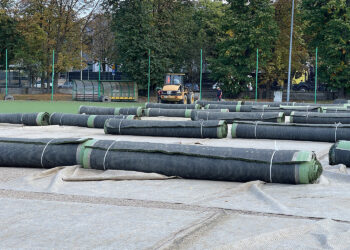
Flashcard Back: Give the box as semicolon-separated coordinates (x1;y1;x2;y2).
264;0;308;89
87;13;116;72
209;0;279;95
16;0;101;91
301;0;350;95
0;8;22;68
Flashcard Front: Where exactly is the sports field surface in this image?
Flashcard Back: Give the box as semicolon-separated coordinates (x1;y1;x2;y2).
0;101;144;114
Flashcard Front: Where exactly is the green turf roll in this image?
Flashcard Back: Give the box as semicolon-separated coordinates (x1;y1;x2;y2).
81;140;322;184
0;112;50;126
329;140;350;167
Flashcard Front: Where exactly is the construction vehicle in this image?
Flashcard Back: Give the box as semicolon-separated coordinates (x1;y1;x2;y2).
160;73;194;104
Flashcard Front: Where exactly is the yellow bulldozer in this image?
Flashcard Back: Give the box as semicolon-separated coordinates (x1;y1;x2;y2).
160;73;194;104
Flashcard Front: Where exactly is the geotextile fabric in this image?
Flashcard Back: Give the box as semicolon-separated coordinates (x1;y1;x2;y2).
78;105;143;116
290;112;350;124
329;140;350;167
81;140;322;184
0;112;49;126
231;121;350;142
0;138;90;168
145;103;200;110
49;113;136;128
104;119;228;138
191;111;285;124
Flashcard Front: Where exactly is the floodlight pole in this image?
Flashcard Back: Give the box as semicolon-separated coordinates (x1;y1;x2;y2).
286;0;295;102
255;48;258;102
200;49;203;100
148;49;150;103
315;47;318;104
98;61;101;98
51;49;54;101
5;49;8;96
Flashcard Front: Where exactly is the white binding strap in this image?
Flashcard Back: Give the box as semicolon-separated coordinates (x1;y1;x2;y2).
20;113;24;124
254;121;260;138
206;112;210;121
59;113;64;126
103;140;118;170
41;138;56;168
335;123;341;142
118;119;124;134
199;119;204;138
269;150;277;183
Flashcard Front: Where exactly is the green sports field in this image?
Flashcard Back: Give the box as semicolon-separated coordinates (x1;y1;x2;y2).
0;101;144;114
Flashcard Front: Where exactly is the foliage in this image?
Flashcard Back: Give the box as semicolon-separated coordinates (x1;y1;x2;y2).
264;0;308;88
300;0;350;91
209;0;279;94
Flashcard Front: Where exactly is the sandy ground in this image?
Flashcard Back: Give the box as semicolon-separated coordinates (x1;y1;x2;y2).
1;119;350;249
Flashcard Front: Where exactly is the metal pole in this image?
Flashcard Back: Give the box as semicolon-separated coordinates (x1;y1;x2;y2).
255;48;258;102
98;61;101;97
5;49;8;96
148;49;150;103
286;0;295;102
80;48;83;81
200;49;203;100
315;47;318;104
51;49;54;101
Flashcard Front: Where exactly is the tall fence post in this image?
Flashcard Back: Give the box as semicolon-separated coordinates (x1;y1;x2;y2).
255;48;258;102
51;49;54;101
200;49;203;100
5;49;8;96
315;47;318;104
148;49;150;103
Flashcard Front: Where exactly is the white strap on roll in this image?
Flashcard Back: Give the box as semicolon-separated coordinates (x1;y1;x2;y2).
269;150;277;183
118;119;124;135
102;140;118;170
20;113;24;124
254;121;260;138
335;122;341;142
206;112;210;121
59;113;64;126
199;119;204;138
41;138;56;168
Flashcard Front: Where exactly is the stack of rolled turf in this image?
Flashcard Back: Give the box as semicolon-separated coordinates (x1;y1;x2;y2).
0;137;322;184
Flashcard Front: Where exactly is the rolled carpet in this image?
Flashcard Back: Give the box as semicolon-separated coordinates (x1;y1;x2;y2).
143;108;229;118
79;105;143;117
145;103;200;110
329;140;350;167
191;111;285;123
205;104;269;112
81;140;322;184
231;121;350;142
290;112;350;124
250;106;322;115
49;113;136;128
323;107;350;113
0;137;91;168
104;119;228;138
0;112;49;126
196;100;243;107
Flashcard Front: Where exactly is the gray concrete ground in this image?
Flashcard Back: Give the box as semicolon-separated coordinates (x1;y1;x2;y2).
0;120;350;249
